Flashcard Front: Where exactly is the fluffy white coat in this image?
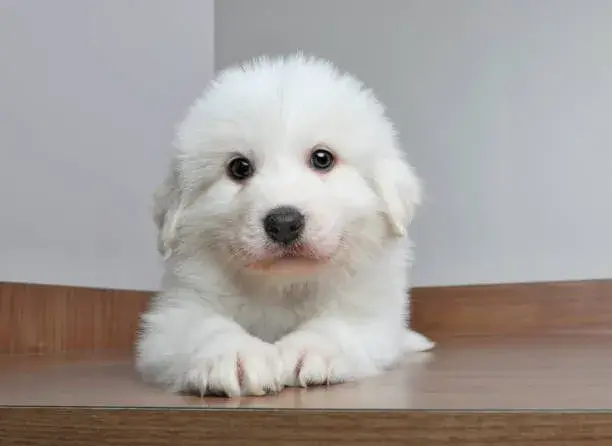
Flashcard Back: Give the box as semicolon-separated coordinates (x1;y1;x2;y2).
136;54;434;397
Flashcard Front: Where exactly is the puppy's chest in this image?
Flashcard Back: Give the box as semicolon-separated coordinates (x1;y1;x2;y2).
228;290;321;343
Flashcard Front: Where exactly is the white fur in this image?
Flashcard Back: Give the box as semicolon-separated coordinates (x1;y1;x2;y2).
136;54;434;397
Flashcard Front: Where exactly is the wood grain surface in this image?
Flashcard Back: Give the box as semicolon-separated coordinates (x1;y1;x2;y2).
2;280;612;444
0;282;150;355
2;335;612;409
1;408;612;446
411;278;612;338
2;279;612;354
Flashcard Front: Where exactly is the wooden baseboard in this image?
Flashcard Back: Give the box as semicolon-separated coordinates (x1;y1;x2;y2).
1;279;611;355
411;279;612;338
0;283;149;355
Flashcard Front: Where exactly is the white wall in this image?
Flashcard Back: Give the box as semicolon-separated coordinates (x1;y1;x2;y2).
2;1;610;290
216;0;612;286
0;0;214;290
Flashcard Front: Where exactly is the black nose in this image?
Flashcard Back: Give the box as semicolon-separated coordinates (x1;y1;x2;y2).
263;206;305;245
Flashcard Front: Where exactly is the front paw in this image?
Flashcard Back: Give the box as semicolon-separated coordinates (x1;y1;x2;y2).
184;339;283;397
277;337;364;388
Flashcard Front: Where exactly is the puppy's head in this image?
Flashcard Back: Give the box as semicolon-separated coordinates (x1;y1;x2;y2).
155;55;421;278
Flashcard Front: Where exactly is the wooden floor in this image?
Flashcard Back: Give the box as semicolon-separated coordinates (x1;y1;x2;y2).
2;334;612;410
2;280;612;444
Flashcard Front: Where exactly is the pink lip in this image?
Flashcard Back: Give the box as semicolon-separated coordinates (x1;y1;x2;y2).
246;253;330;274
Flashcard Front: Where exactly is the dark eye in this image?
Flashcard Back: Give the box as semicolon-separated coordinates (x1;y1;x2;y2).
227;156;254;181
309;146;335;171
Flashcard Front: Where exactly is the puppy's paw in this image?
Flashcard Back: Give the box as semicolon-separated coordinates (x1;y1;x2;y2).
404;329;435;352
277;338;364;388
184;339;283;397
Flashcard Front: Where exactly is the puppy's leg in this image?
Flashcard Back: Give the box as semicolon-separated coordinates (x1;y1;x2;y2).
276;319;384;387
276;304;433;388
136;295;283;397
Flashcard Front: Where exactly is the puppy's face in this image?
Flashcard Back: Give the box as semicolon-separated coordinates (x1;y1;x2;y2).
188;141;378;275
156;56;421;277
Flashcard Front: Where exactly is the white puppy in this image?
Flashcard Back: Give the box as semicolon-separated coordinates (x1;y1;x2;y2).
136;54;434;397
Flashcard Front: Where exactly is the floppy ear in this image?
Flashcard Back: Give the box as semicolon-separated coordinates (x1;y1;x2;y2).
371;156;422;238
153;160;184;260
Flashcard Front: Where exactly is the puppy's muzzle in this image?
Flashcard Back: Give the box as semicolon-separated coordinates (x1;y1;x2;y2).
263;206;305;245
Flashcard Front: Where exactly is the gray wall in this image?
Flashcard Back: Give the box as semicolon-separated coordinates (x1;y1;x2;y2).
2;0;610;290
216;0;612;286
0;0;214;289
